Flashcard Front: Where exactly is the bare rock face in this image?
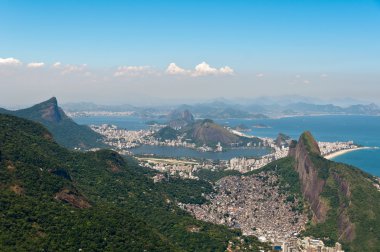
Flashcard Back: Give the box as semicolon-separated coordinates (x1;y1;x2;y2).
289;131;356;242
168;109;195;129
333;173;355;241
55;189;91;209
40;97;63;123
288;131;328;223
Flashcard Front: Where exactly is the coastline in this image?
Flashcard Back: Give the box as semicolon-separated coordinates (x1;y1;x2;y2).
324;147;371;160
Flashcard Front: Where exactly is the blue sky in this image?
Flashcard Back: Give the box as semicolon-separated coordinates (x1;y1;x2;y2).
1;0;380;105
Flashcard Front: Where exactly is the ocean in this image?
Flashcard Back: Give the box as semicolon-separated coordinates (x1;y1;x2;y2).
74;115;380;176
215;115;380;176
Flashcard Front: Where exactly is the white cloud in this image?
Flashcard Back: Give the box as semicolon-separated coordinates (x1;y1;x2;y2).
219;66;234;75
114;66;153;77
256;73;265;78
0;57;22;66
193;62;218;76
27;62;45;68
166;63;188;75
52;62;61;68
166;61;234;77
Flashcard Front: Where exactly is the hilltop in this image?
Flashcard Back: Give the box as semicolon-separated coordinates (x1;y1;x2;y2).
182;119;258;147
0;114;270;251
167;109;195;129
156;118;262;148
0;97;105;149
288;132;380;250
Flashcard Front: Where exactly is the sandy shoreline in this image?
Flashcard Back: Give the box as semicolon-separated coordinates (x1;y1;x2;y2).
324;147;372;160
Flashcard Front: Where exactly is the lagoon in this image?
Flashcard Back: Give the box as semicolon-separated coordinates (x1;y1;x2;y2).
74;115;380;176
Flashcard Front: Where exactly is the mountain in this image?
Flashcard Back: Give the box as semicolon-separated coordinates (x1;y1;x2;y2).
155;118;262;148
0;114;270;251
345;103;380;114
168;109;195;129
242;132;380;250
0;97;105;149
275;133;291;147
181;119;262;147
281;102;380;116
175;102;268;119
287;132;380;251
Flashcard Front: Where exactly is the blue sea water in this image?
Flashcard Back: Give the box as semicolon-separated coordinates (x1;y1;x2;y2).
74;115;380;176
215;115;380;176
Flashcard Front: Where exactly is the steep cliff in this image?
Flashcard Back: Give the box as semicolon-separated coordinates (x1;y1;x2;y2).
288;131;328;223
288;131;380;251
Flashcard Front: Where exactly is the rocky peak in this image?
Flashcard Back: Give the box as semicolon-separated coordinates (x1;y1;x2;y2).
181;109;195;123
289;131;328;223
168;109;195;129
300;131;321;155
36;97;63;123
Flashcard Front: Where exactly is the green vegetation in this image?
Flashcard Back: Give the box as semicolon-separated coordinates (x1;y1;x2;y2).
286;131;380;251
154;126;179;140
181;119;262;148
0;114;270;251
249;132;380;252
300;131;320;154
302;158;380;251
245;157;301;196
0;97;105;149
156;178;214;204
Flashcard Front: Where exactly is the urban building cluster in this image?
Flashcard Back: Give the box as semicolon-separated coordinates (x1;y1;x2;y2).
141;158;200;179
92;124;360;181
229;146;289;173
92;124;273;153
318;141;356;156
138;145;290;180
91;124;155;148
67;111;134;117
274;236;344;252
181;171;307;243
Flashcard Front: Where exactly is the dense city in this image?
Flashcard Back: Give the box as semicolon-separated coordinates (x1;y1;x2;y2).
91;124;359;178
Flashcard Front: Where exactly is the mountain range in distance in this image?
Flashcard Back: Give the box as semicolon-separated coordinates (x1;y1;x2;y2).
61;96;380;119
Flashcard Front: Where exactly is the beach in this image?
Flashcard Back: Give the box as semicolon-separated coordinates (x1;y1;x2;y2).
324;147;371;160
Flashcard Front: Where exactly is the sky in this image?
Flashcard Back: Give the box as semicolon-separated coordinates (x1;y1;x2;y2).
1;0;380;106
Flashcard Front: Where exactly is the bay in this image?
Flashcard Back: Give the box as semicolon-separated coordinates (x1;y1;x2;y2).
74;115;380;176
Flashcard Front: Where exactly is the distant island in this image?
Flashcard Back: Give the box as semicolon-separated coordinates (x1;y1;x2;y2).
232;124;251;132
253;123;271;128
